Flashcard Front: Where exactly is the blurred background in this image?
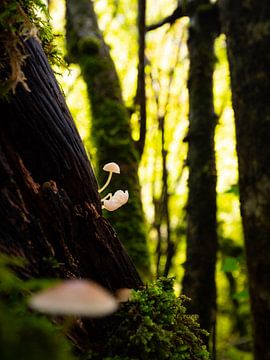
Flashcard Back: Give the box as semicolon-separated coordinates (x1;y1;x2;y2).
47;0;250;359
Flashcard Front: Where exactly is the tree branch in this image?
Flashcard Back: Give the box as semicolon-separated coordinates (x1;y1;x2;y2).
146;5;184;32
146;2;220;36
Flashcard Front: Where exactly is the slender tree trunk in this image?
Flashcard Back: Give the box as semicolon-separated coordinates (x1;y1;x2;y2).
65;0;150;278
136;0;147;157
182;0;218;346
219;1;270;358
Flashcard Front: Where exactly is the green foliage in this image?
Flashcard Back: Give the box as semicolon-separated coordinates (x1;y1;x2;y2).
0;256;75;360
0;0;64;95
87;278;210;360
221;257;239;273
225;184;239;196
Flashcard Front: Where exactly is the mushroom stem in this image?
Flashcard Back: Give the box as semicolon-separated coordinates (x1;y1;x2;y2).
98;172;113;193
62;315;75;335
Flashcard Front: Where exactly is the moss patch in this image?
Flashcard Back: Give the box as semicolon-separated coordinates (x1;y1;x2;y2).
86;278;210;359
0;0;64;96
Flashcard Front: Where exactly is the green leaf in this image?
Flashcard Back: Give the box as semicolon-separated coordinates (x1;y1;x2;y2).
225;184;239;195
221;257;239;272
232;290;249;300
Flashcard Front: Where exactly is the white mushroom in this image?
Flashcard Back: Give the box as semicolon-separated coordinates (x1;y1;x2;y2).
29;279;118;317
98;162;120;193
103;162;120;174
102;190;129;211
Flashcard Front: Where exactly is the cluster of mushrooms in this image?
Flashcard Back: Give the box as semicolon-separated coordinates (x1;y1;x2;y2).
99;162;129;212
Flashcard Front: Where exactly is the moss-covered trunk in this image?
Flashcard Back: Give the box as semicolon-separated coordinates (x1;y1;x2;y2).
182;0;218;345
65;0;150;278
219;1;270;358
0;35;142;349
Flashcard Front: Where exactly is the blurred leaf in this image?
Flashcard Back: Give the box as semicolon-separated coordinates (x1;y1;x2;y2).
233;290;249;301
221;256;239;272
225;184;239;195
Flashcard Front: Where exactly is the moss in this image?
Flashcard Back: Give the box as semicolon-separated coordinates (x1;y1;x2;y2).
78;37;100;55
90;99;150;277
86;278;210;359
81;57;122;99
0;0;64;96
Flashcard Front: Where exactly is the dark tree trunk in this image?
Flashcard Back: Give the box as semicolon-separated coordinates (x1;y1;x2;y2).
219;1;270;359
65;0;150;278
182;0;218;346
0;37;141;296
136;0;147;157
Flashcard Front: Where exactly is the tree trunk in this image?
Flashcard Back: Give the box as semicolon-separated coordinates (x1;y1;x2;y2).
182;0;218;346
136;0;147;157
65;0;150;278
219;1;270;358
0;35;141;302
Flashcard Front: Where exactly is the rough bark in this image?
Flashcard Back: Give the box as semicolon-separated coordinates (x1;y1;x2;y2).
219;1;270;359
65;0;150;277
0;39;142;347
182;0;218;346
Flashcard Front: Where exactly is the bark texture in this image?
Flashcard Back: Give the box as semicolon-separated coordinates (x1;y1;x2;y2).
65;0;150;277
219;1;270;359
182;0;218;344
0;37;141;297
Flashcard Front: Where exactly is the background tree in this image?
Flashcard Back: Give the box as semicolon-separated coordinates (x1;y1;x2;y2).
182;0;219;349
65;0;150;277
147;0;219;346
219;1;270;359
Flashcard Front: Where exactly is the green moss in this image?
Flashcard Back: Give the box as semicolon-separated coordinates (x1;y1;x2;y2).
90;99;150;277
86;278;210;359
78;37;100;55
0;0;64;96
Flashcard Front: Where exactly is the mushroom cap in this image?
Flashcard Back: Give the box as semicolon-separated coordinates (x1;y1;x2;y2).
29;279;118;317
103;162;120;174
113;190;129;202
103;190;129;211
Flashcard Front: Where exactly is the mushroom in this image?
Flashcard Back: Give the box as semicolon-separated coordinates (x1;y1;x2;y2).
98;162;120;193
102;190;129;211
29;279;118;317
